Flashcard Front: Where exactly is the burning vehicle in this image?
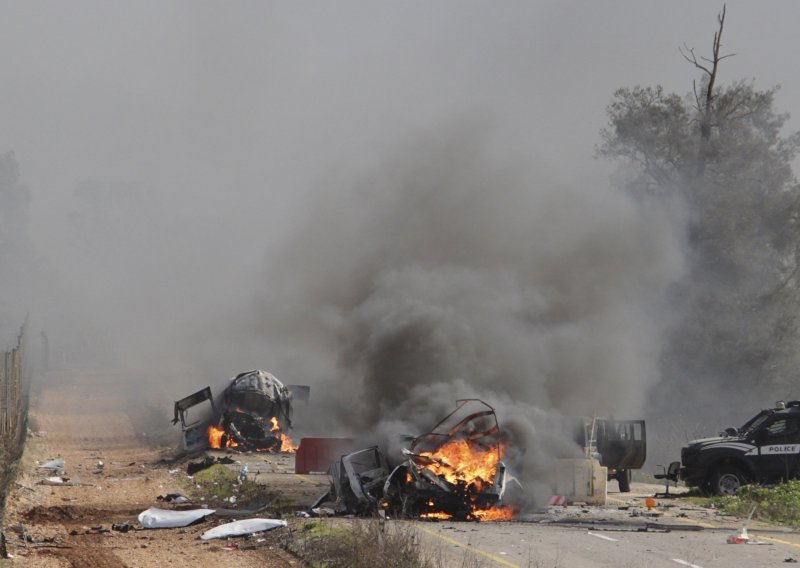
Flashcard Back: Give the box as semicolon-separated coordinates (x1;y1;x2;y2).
173;369;298;453
315;399;514;521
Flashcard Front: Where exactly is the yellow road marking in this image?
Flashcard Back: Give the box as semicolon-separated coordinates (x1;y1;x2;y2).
606;496;628;505
673;517;800;548
752;534;800;548
672;517;718;529
292;474;323;484
416;524;521;568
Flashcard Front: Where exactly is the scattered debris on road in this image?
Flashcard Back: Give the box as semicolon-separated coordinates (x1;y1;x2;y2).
137;507;215;529
156;493;191;503
37;459;65;475
186;455;235;475
199;518;287;540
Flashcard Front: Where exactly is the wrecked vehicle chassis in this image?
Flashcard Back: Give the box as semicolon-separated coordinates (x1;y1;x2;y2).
173;369;294;452
320;399;508;521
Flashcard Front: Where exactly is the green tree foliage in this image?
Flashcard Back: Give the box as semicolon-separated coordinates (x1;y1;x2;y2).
598;8;800;402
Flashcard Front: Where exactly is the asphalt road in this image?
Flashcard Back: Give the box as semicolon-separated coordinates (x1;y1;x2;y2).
26;371;799;567
410;484;800;568
215;450;800;567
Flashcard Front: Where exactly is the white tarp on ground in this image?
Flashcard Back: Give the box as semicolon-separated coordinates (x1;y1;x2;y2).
200;518;287;540
138;507;216;529
38;459;65;470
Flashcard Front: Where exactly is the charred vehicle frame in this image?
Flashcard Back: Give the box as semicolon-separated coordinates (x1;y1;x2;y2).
173;369;295;453
317;399;509;521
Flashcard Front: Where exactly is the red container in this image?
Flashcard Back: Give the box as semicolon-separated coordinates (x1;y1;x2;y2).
294;437;354;474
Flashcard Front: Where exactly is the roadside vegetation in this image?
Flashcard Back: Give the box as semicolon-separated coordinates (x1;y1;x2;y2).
683;481;800;528
185;464;295;515
287;519;485;568
711;481;800;527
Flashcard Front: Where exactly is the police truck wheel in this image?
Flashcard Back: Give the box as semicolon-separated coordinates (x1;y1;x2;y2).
616;469;631;493
713;465;747;496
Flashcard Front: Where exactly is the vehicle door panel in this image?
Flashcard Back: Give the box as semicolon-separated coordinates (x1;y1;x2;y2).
755;416;800;482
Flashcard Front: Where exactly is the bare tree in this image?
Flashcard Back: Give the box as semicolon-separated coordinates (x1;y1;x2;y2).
599;5;800;408
679;5;736;175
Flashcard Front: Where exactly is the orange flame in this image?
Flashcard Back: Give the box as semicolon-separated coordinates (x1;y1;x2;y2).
207;425;238;449
473;505;516;521
420;511;453;520
413;436;514;521
279;432;298;452
270;417;298;452
418;439;502;490
208;418;297;453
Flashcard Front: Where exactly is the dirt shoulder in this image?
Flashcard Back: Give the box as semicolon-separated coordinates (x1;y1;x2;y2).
1;370;300;567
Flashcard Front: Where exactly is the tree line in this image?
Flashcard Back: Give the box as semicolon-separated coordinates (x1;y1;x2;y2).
598;6;800;413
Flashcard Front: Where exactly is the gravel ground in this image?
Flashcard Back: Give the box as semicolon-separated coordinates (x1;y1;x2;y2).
1;370;302;567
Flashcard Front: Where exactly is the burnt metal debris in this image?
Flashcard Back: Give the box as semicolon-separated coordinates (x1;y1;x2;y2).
314;399;509;521
186;455;235;475
173;370;300;453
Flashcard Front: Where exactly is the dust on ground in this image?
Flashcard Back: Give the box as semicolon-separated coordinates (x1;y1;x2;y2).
1;370;309;567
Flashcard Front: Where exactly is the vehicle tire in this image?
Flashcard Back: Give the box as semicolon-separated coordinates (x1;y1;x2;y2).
616;469;631;493
712;465;747;496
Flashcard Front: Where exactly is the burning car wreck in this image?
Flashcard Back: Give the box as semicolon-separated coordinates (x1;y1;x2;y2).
314;399;513;521
173;369;298;453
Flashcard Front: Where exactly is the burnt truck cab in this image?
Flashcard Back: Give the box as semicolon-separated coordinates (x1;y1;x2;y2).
172;369;295;453
575;418;646;492
680;401;800;495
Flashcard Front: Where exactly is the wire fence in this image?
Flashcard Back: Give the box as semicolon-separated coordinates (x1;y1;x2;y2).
0;324;28;556
0;325;27;444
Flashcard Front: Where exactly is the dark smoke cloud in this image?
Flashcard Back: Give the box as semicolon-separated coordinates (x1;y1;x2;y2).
253;121;686;495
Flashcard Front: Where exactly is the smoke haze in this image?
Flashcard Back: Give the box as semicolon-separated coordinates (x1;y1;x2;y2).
2;1;800;494
250;121;686;495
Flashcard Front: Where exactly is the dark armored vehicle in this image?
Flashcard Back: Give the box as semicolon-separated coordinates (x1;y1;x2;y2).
575;418;646;492
679;401;800;495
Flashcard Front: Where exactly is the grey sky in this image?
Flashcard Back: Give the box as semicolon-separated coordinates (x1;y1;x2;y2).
1;1;799;401
3;2;798;217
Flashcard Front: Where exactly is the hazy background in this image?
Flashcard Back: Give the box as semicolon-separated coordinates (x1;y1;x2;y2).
2;1;799;486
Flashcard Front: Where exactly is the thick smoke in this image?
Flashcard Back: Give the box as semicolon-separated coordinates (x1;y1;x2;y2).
254;121;686;498
0;152;39;347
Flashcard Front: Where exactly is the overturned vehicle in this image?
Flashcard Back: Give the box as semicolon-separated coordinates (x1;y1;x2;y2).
173;370;296;453
315;400;513;521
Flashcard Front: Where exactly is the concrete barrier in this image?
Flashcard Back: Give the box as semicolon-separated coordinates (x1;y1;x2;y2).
556;458;607;505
